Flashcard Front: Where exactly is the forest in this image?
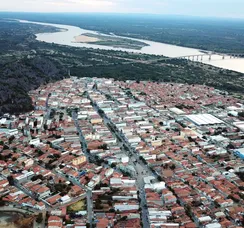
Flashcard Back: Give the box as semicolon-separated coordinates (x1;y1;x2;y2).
1;12;244;53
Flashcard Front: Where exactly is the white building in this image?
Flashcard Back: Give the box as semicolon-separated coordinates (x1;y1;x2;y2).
114;203;139;211
126;136;141;144
205;223;221;228
60;195;71;204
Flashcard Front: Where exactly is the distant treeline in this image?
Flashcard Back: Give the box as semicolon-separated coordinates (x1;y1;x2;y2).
2;12;244;54
0;19;243;115
0;20;66;115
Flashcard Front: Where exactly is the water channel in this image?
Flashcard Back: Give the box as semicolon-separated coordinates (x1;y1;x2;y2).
19;20;244;73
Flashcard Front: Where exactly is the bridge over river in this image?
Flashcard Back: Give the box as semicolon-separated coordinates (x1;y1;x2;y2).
177;52;243;61
149;52;244;63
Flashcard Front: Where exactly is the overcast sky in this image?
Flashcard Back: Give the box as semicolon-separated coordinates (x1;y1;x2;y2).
1;0;244;18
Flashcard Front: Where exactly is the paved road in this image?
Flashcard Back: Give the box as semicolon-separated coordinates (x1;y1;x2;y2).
14;181;51;210
71;111;94;228
86;189;93;228
72;111;96;163
89;94;151;228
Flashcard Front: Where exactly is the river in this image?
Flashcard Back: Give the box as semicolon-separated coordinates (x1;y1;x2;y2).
19;20;244;73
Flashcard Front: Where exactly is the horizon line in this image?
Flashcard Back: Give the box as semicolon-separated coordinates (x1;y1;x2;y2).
0;11;244;21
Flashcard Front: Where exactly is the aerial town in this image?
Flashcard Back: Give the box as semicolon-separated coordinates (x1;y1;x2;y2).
0;77;244;228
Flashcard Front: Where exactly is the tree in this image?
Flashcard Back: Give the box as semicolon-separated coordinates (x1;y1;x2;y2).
157;176;163;181
3;144;9;150
98;144;108;150
31;175;44;182
38;160;43;165
0;154;5;161
54;183;67;192
53;153;61;159
8;135;15;144
7;175;15;186
43;124;48;131
36;149;44;156
95;198;103;209
36;213;43;223
121;216;128;221
238;112;244;118
239;186;244;191
34;119;38;127
108;200;112;206
0;198;5;207
185;204;193;219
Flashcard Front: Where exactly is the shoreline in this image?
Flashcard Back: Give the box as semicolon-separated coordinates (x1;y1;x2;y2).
18;19;244;73
72;33;149;50
73;34;100;43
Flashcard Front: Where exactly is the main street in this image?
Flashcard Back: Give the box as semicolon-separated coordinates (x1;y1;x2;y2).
104;115;151;228
88;92;151;228
72;110;96;163
86;189;93;227
37;87;152;227
71;110;94;228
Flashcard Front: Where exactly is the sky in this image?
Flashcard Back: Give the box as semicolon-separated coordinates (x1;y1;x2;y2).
1;0;244;19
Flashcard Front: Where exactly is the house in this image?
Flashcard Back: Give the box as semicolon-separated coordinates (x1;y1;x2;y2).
164;195;177;204
60;195;71;204
48;216;63;228
234;148;244;160
205;223;221;228
70;185;84;197
36;186;51;199
114;202;139;211
35;201;45;210
91;117;103;124
0;179;9;188
23;158;34;167
72;156;87;166
126;136;141;144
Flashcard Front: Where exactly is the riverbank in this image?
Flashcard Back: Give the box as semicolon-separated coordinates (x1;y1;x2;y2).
74;34;99;43
18;19;204;56
73;33;148;50
18;19;244;74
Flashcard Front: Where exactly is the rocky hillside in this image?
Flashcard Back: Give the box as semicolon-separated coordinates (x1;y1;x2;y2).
0;56;66;115
0;20;66;115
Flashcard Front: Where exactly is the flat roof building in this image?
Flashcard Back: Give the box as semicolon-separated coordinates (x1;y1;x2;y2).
185;114;224;126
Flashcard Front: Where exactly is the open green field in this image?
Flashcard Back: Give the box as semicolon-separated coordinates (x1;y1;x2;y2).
67;200;86;212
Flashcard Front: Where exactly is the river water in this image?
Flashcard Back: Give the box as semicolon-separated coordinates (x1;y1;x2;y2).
19;20;244;73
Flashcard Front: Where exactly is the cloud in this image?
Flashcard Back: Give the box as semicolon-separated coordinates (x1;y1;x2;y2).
1;0;117;12
0;0;244;18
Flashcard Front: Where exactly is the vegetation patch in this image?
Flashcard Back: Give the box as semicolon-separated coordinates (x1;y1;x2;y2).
67;200;86;212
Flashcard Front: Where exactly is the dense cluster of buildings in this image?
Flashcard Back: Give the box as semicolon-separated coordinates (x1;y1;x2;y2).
0;77;244;227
